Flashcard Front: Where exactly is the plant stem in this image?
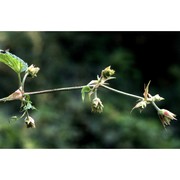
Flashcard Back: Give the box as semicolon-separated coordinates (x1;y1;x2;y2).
21;72;30;90
94;89;98;98
101;85;144;100
0;97;9;102
18;73;21;87
151;101;161;111
0;82;162;113
24;85;85;95
148;94;161;111
24;84;144;101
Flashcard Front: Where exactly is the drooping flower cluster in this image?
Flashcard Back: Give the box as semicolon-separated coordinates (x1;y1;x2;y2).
131;80;177;128
83;66;115;114
158;109;177;128
25;116;36;128
91;97;104;113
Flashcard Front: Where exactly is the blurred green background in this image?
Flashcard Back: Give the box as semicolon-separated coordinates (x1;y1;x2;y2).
0;32;180;148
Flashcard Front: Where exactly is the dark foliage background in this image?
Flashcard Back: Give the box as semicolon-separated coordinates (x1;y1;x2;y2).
0;32;180;148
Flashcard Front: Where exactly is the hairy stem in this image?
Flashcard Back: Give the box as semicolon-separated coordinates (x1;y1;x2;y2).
101;85;144;100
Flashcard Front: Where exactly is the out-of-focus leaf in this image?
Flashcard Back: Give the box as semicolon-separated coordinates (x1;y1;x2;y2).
81;85;91;101
0;50;28;74
9;116;19;124
23;102;36;111
22;95;36;111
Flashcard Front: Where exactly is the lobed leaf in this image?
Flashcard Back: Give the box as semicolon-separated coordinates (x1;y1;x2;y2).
0;50;28;74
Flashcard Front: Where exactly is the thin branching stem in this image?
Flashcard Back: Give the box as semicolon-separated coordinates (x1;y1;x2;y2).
18;73;21;87
94;89;98;98
21;72;29;90
148;94;161;111
23;83;145;101
24;85;86;96
1;81;158;110
0;97;8;102
24;84;144;101
101;84;144;100
151;101;161;111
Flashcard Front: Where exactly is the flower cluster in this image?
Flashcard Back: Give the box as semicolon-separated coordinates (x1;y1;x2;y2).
0;55;177;131
25;116;36;128
27;64;40;77
101;66;115;79
91;97;104;113
158;109;177;128
131;80;177;128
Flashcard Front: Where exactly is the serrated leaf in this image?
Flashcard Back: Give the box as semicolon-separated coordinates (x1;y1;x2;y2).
23;101;36;111
81;86;91;101
0;50;28;74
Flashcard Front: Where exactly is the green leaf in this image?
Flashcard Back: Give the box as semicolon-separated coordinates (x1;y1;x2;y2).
9;116;19;124
21;95;36;111
81;86;91;101
0;50;28;74
23;103;35;111
23;100;36;111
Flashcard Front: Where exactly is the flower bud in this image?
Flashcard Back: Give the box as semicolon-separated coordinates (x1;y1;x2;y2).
158;109;177;127
25;116;36;128
27;64;40;77
101;66;115;79
91;97;104;113
149;94;164;102
131;100;148;112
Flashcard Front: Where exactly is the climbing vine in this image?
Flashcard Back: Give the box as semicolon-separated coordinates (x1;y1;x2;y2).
0;49;177;129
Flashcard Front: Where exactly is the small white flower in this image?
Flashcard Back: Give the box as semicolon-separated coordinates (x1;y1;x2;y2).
91;97;104;113
27;64;40;77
